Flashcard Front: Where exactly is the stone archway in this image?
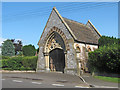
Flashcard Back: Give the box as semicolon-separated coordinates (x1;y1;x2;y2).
49;48;65;73
43;27;68;73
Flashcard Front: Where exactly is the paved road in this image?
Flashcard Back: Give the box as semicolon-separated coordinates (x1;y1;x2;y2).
1;72;119;89
1;72;89;88
81;73;119;88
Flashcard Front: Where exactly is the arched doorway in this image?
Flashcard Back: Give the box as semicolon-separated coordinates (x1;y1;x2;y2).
49;48;65;73
44;29;68;73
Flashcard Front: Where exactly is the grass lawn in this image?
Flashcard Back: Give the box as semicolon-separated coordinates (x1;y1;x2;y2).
94;76;120;83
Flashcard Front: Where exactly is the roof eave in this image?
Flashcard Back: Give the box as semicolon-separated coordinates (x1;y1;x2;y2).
87;20;102;37
53;7;77;40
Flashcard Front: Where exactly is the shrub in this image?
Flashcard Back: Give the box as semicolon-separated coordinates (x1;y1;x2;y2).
1;59;8;68
88;44;120;74
1;56;38;71
22;56;38;70
22;44;36;56
98;36;119;47
88;36;120;74
2;56;10;59
7;57;23;70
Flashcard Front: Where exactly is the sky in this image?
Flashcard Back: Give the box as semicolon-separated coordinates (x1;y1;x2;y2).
1;2;118;49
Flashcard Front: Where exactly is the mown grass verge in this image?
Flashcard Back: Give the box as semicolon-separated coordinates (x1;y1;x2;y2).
94;76;120;83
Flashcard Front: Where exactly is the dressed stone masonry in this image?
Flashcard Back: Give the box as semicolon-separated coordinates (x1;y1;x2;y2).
37;7;101;76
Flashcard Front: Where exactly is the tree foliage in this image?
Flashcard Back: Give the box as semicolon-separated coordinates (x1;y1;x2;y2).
2;39;15;56
22;44;36;56
88;36;120;74
98;36;119;47
10;39;22;55
37;48;39;53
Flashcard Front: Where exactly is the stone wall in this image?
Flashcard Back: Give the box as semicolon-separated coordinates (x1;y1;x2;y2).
37;8;99;75
37;9;77;75
74;43;98;73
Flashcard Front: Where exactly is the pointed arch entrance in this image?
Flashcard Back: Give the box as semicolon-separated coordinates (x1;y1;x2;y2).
43;27;69;73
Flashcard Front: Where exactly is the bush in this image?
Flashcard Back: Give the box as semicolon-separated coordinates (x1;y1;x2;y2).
1;59;8;68
7;57;23;70
1;56;38;71
88;36;120;74
88;44;120;74
22;44;36;56
98;36;119;47
22;56;38;70
2;56;10;59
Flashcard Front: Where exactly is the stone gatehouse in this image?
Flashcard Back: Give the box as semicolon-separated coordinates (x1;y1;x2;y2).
37;7;101;76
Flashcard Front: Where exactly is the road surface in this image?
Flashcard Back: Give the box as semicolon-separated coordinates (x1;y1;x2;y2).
1;72;89;88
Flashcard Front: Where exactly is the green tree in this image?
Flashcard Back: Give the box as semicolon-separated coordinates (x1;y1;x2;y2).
2;39;15;56
22;44;36;56
98;36;119;47
88;36;120;74
88;44;120;74
10;39;23;55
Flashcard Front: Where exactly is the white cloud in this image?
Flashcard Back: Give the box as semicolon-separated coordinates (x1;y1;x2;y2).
0;38;38;48
15;39;22;41
0;38;6;46
0;38;23;46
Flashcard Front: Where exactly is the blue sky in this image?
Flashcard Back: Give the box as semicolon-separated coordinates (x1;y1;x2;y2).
2;2;118;48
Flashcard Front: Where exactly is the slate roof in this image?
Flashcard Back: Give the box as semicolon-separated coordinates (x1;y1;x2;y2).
63;17;99;44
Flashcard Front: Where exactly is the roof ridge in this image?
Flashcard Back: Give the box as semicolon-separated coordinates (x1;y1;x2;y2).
63;17;86;26
63;17;95;32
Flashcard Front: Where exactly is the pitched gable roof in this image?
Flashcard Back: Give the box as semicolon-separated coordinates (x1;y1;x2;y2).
38;7;77;45
63;17;100;44
86;20;101;37
38;7;101;45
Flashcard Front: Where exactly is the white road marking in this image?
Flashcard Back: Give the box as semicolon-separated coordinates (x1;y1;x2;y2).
1;79;5;80
60;80;67;81
75;86;89;88
52;84;64;87
12;80;23;83
82;76;89;77
31;82;42;84
93;85;118;88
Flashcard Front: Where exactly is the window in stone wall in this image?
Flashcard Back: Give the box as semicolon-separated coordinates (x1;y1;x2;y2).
88;48;91;52
76;46;81;53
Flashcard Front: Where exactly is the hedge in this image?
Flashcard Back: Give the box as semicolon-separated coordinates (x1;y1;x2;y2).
0;56;10;59
98;36;119;47
1;56;38;71
88;44;120;74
